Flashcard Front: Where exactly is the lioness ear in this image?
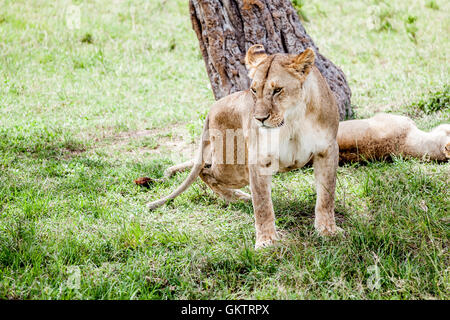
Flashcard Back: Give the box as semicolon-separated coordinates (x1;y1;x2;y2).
288;47;315;78
245;44;268;79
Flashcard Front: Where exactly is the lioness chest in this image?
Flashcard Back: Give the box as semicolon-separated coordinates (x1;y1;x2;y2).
255;117;331;173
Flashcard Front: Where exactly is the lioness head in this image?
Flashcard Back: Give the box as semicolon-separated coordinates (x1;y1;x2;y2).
245;44;315;128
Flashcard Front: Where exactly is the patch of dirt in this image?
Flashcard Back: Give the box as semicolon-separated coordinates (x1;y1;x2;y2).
62;147;86;159
87;123;197;162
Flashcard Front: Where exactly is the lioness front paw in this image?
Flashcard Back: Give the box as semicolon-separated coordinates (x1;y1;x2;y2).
314;222;343;237
255;239;276;249
254;233;279;249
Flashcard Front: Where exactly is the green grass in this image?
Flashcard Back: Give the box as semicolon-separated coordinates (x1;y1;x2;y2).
0;0;449;299
406;85;449;116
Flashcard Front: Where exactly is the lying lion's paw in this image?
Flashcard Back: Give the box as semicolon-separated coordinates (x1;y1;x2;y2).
444;142;450;158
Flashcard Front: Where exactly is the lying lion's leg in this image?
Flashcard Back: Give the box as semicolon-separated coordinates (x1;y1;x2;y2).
199;170;251;202
249;165;278;249
164;160;194;178
404;124;450;161
313;142;339;236
337;114;450;162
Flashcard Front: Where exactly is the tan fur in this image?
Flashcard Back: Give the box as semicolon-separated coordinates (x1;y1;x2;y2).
147;45;341;248
337;114;450;162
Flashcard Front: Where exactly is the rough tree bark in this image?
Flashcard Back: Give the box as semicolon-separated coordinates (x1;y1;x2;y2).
189;0;352;119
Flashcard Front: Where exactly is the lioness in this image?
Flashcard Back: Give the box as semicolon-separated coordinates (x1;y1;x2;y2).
148;45;340;248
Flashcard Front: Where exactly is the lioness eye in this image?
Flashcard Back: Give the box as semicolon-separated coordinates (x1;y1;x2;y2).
251;87;256;94
273;87;282;95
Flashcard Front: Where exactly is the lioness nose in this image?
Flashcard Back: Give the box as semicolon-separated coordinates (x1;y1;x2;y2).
255;114;270;124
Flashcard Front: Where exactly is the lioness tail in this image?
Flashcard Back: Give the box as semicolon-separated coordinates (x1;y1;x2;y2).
147;116;209;210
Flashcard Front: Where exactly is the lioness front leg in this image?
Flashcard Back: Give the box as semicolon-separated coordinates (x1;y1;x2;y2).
249;165;278;249
313;142;339;236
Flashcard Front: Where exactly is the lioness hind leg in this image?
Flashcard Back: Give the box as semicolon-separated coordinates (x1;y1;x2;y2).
230;189;252;202
164;160;194;178
213;187;251;203
199;171;251;203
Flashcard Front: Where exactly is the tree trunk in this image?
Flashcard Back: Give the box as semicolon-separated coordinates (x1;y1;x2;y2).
189;0;352;119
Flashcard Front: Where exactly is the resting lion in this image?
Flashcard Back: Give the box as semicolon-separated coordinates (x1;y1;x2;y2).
338;113;450;162
145;45;450;249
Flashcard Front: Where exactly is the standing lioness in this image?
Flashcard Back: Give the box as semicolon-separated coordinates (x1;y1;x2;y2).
148;45;340;248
